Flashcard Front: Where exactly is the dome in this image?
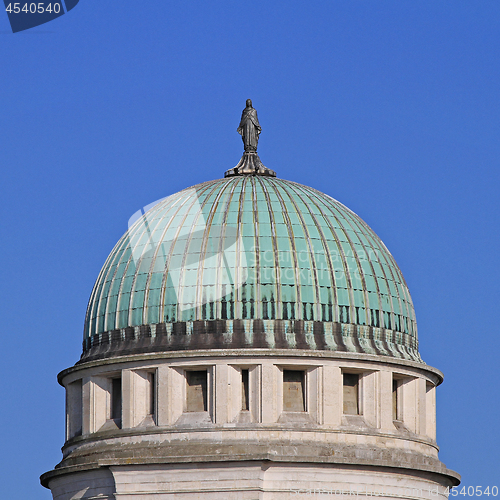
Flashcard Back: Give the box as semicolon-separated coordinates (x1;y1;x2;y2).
83;175;420;362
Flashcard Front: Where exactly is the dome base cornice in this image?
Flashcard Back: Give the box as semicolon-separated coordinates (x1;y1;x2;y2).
81;319;421;364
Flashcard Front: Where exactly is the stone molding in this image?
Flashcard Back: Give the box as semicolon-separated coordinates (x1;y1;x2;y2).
81;320;421;364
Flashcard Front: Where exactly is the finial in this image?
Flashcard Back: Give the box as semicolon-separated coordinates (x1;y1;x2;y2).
225;100;277;178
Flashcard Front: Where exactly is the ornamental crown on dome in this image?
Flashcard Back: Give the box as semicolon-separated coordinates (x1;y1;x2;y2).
225;99;277;178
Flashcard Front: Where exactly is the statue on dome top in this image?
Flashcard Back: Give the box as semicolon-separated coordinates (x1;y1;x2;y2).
224;100;276;177
237;99;262;152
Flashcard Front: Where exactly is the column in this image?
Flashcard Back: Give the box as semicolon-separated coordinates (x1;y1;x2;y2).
362;371;379;428
215;364;230;424
261;362;277;423
379;370;394;431
323;365;342;426
156;365;169;426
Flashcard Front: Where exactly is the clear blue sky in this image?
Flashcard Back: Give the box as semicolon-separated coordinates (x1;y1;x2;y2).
1;1;499;497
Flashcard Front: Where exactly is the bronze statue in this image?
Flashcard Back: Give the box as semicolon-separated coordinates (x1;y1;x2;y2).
237;99;262;152
225;100;276;177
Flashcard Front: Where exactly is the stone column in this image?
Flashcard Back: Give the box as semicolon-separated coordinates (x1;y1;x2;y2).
121;369;134;429
215;364;229;424
307;366;321;424
82;376;92;436
168;367;185;424
426;382;437;441
66;379;83;440
362;371;379;428
417;377;427;436
323;365;342;426
379;370;394;431
156;365;169;427
402;377;418;433
261;362;277;423
122;369;151;429
250;364;261;423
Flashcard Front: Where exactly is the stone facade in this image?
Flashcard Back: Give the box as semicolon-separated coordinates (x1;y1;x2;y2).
42;349;459;499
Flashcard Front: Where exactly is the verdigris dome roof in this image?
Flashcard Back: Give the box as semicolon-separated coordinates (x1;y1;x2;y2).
83;175;420;362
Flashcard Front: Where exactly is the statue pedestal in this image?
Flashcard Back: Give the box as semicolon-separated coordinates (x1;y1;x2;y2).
224;152;277;178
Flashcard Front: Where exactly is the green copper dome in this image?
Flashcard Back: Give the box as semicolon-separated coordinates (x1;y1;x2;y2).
83;176;420;362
